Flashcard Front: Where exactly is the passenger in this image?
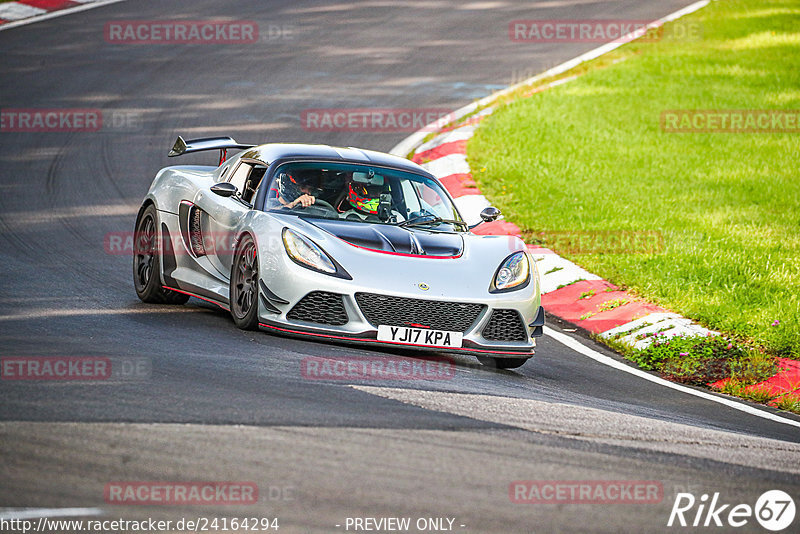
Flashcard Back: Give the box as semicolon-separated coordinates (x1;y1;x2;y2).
340;179;405;223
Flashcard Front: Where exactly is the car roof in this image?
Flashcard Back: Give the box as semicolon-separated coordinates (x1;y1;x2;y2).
238;143;432;176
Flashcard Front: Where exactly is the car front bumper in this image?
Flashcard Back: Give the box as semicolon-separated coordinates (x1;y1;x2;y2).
257;286;543;358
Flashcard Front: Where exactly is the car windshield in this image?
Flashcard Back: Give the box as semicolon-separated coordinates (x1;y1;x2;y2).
263;161;467;232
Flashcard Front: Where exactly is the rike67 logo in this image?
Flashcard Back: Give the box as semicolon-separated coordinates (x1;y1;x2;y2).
668;490;795;531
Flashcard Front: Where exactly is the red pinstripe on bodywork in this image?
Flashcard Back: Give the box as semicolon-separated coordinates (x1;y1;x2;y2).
258;322;532;356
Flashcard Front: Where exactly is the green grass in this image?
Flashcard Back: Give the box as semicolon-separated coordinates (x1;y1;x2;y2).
630;334;776;385
469;0;800;359
773;393;800;413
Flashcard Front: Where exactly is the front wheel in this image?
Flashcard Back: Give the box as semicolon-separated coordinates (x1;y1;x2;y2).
230;234;260;330
476;356;530;370
133;204;189;304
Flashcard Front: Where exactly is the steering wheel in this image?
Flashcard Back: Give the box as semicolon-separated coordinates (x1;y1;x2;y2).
297;198;338;216
310;198;335;211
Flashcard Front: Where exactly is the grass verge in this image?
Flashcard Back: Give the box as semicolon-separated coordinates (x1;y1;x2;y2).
467;0;800;413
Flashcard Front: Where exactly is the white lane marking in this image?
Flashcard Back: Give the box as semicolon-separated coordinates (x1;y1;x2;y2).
0;508;103;520
543;326;800;430
0;3;46;21
390;0;711;157
0;0;127;32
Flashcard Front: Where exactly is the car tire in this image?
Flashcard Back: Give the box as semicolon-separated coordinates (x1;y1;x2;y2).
476;356;529;370
133;204;189;304
230;234;260;330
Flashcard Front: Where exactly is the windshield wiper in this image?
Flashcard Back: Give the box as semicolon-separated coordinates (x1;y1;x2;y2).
399;216;468;230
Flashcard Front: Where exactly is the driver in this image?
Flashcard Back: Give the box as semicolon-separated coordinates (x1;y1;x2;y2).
277;170;322;209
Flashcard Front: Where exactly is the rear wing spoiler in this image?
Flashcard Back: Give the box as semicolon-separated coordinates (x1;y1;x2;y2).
168;136;256;165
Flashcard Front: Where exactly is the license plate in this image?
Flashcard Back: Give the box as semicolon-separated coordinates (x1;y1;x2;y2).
377;325;463;348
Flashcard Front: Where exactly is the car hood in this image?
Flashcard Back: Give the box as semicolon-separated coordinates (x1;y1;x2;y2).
256;211;536;303
305;218;463;257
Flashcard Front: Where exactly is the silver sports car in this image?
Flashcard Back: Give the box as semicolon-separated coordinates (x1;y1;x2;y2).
133;136;544;369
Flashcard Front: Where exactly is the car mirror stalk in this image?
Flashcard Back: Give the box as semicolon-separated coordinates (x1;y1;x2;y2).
469;206;501;229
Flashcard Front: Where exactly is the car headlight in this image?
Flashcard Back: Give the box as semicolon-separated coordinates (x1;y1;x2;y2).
282;228;337;275
491;251;531;292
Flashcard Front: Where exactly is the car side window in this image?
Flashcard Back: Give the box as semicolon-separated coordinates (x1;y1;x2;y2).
401;180;421;213
242;165;268;203
228;162;252;194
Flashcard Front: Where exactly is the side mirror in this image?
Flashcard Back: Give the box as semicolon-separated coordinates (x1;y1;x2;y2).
211;182;238;198
480;206;501;223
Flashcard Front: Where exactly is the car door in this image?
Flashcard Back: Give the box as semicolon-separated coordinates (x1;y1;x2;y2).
191;160;258;279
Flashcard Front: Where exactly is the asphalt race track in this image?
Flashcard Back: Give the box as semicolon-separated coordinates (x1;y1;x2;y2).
1;1;798;533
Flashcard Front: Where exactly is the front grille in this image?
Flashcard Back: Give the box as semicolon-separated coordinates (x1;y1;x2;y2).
482;309;528;342
355;292;485;333
287;291;348;326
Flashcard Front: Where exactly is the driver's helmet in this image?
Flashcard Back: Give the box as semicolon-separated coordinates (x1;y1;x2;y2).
347;182;382;214
278;170;319;203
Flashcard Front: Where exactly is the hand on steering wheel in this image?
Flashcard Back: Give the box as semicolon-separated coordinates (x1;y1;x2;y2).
298;198;336;212
291;194;317;208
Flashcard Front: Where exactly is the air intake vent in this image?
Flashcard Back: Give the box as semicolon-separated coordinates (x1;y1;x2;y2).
483;309;528;342
188;206;205;257
287;292;348;326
